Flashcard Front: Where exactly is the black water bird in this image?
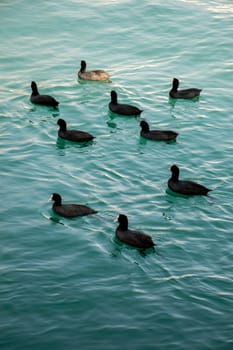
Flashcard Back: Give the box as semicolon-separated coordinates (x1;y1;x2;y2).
30;81;59;107
57;118;94;142
49;193;97;218
78;60;110;82
169;78;202;99
115;214;155;249
140;120;178;141
168;164;212;196
109;90;142;116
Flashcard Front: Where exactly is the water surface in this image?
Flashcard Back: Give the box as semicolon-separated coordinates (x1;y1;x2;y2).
0;1;233;349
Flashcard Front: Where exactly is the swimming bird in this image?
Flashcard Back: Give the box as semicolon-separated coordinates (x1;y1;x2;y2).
115;214;155;249
169;78;202;99
78;60;110;82
168;164;212;196
57;118;95;142
30;81;59;107
140;120;178;141
49;193;97;218
109;90;143;116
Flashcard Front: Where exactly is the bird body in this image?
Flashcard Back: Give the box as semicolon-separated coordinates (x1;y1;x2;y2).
30;81;59;107
140;120;178;141
168;165;212;196
78;60;110;82
57;119;94;142
49;193;97;218
109;90;142;116
115;214;155;249
169;78;201;99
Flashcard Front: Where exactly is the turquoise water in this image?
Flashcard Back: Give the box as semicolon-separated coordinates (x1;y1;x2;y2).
1;0;233;349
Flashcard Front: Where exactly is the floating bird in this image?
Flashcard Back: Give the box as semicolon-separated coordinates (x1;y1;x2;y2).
57;118;95;142
115;214;155;249
168;164;212;196
140;120;178;141
30;81;59;107
49;193;97;218
109;90;143;116
78;60;110;82
169;78;202;99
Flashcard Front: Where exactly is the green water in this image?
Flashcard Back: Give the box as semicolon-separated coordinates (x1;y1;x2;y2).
0;0;233;349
